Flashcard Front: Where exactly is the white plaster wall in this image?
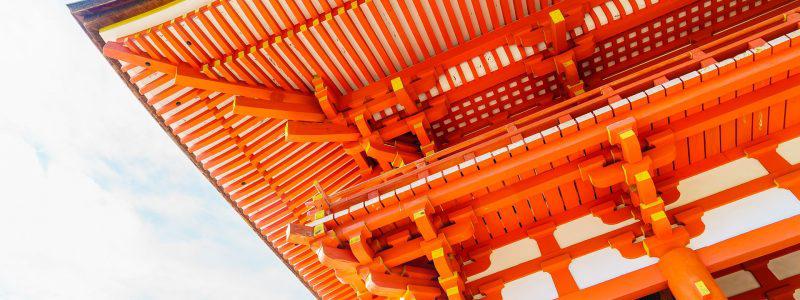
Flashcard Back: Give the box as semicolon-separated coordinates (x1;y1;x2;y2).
769;250;800;280
715;270;760;297
553;215;635;248
689;188;800;249
501;271;558;300
468;238;541;282
777;136;800;165
668;158;768;210
569;247;658;289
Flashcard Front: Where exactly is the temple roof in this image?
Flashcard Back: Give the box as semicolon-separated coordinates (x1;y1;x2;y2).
71;0;800;298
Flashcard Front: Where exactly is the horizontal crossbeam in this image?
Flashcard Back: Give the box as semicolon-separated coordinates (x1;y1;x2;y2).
103;42;316;104
232;97;325;122
285;121;361;142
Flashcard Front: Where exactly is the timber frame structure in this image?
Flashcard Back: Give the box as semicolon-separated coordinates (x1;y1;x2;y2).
71;0;800;299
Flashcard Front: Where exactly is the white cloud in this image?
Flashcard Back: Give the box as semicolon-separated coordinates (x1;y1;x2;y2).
0;1;310;299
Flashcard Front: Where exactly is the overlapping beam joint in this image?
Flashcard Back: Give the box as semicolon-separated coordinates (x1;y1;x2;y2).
98;0;800;298
581;118;726;299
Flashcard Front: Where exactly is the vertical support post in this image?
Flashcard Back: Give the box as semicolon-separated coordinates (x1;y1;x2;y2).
656;247;725;300
547;9;567;53
391;77;419;114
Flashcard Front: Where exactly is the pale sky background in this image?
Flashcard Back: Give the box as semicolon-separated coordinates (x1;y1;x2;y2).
0;1;311;299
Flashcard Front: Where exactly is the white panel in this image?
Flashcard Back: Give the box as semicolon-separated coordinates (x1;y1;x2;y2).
496;47;512;67
554;215;635;248
502;271;558;300
570;247;658;288
449;0;470;40
689;188;800;249
794;289;800;299
768;250;800;280
584;13;596;31
715;270;760;297
436;0;459;45
605;1;621;20
592;6;609;25
668;158;768;210
363;7;403;71
467;238;541;282
388;0;425;60
420;0;448;50
619;0;634;14
777;136;800;165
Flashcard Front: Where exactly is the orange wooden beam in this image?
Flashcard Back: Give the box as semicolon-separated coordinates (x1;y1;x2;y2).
285;121;361;142
103;42;316;104
330;48;800;241
233;97;326;122
175;65;314;103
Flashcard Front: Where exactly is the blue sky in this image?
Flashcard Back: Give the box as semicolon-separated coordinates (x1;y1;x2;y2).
0;1;310;299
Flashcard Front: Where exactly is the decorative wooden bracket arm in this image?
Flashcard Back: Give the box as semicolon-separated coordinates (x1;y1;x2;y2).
103;42;315;104
364;270;439;298
462;247;492;276
363;140;422;168
591;200;634;225
608;231;647;259
674;207;706;238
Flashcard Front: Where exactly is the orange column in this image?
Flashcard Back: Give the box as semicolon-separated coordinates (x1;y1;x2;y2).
656;247;726;300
